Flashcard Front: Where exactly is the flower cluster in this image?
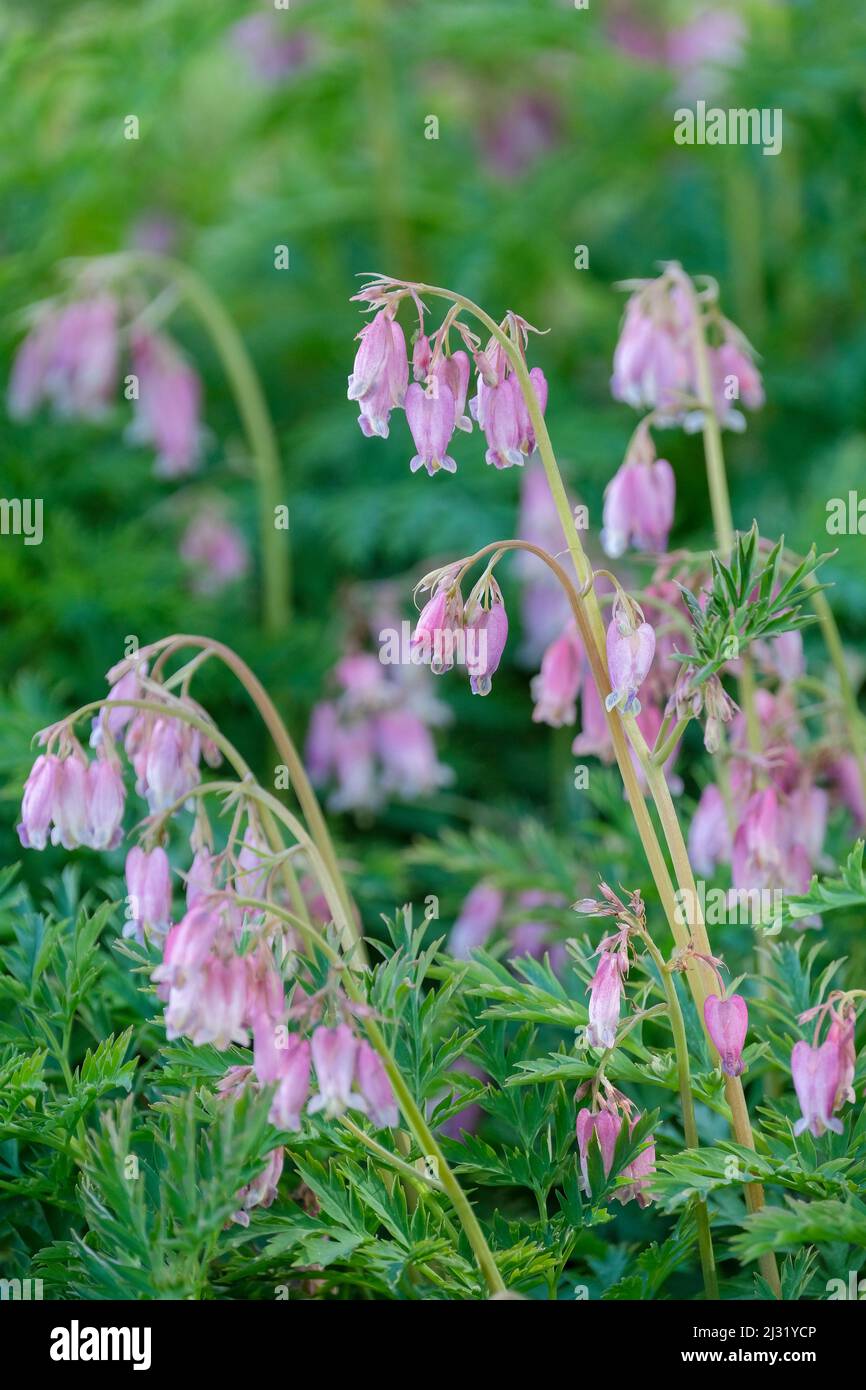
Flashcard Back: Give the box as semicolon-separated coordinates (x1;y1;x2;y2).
9;282;204;478
448;881;568;968
575;1084;656;1209
411;564;510;697
791;993;858;1139
348;277;548;476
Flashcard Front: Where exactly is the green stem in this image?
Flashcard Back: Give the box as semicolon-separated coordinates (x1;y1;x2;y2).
637;928;718;1300
122;253;289;632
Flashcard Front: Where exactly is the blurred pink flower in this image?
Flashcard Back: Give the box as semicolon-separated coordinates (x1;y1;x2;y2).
180;509;249;596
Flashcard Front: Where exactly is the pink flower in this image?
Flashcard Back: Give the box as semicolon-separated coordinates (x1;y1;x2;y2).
587;950;626;1050
615;1116;656;1208
128;330;203;478
828;755;866;832
308;1023;364;1119
186;848;216;909
9;296;119;422
51;752;90;850
305;701;339;786
357;1041;399;1128
270;1037;313;1131
236;820;271;901
411;586;464;675
180;510;249;596
571;679;614;762
374;709;452;798
709;339;764;430
688;783;732;878
473;374;524;469
576;1105;621;1195
531;629;583;727
17;753;61;851
449;883;505;959
732;788;811;899
480;94;559;180
704;993;749;1077
514;367;548;455
139;717;201;814
231;1147;284;1227
467;591;509;697
601;457;675;557
124;846;172;943
605;607;656;716
85;756;125;850
791;1039;844;1139
93;663;147;744
828;1010;857;1113
229;15;312;85
329;720;380;814
348;309;408;439
611;289;693;416
404;380;457;476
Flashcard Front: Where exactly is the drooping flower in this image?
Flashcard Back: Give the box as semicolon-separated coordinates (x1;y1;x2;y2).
688;783;732;878
732;787;811;901
180;508;249;596
605;602;656;716
610;283;693;417
601;456;675;558
474;374;524;470
269;1037;313;1131
586;949;626;1050
827;1009;857;1113
51;752;90;850
85;756;126;850
308;1023;364;1120
704;993;749;1077
531;628;583;727
709;336;764;431
411;583;464;675
136;716;202;814
466;579;509;696
186;848;216;909
449;882;505;959
571;678;614;762
124;846;172;943
514;366;548;456
128;329;204;478
374;709;453;798
791;1039;844;1139
356;1041;399;1128
615;1116;656;1208
17;753;61;851
404;380;457;475
348;308;408;438
231;1147;284;1228
8;295;119;422
575;1104;621;1195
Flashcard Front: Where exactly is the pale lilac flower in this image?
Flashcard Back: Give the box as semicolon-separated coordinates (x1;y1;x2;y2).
411;586;464;675
124;846;172;943
576;1105;621;1196
510;890;567;969
305;701;339;786
480;94;559;179
449;883;505;959
404;380;457;475
615;1116;656;1208
704;993;748;1077
466;590;509;697
611;289;693;416
308;1024;364;1119
229;14;312;85
572;678;614;762
474;375;524;470
166;953;249;1049
186;848;216;909
791;1039;844;1138
9;296;119;421
587;950;626;1050
93;663;148;744
236;820;271;901
605;606;656;715
531;629;583;727
514;367;548;456
17;753;60;850
829;755;866;832
128;330;203;478
688;783;732;878
85;756;125;850
732;788;811;899
357;1041;399;1128
270;1037;313;1131
231;1147;284;1228
51;752;90;850
828;1010;857;1113
601;457;675;557
328;720;380;814
180;509;249;596
139;717;201;814
435;349;472;431
515;461;571;664
374;709;452;798
348;309;408;438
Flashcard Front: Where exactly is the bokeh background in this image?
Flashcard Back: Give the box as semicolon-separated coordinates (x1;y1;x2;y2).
2;0;865;942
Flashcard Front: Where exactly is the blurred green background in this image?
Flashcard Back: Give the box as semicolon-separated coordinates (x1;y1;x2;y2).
1;0;865;929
